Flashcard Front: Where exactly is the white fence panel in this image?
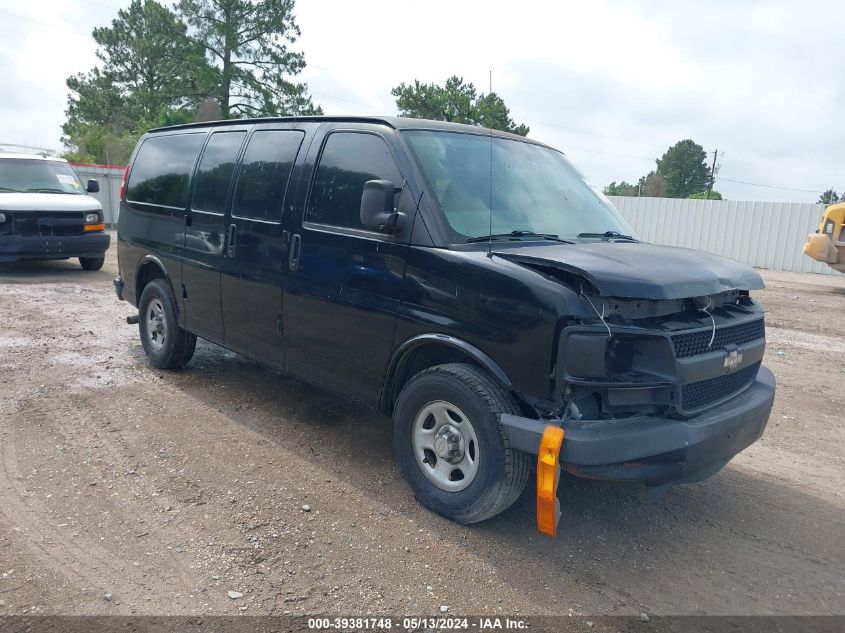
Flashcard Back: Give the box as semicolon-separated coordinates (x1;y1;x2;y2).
609;196;836;275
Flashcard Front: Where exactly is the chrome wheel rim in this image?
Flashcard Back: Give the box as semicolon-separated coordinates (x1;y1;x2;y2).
145;298;167;352
412;400;479;492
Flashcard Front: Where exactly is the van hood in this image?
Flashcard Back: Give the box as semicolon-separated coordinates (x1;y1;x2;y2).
0;192;102;212
493;242;764;299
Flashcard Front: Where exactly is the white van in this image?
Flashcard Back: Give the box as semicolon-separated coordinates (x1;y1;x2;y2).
0;152;110;269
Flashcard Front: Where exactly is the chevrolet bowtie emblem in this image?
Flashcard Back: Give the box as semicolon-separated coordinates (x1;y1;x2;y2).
723;349;743;370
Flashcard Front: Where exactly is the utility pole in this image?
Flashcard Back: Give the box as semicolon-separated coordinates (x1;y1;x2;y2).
706;149;718;199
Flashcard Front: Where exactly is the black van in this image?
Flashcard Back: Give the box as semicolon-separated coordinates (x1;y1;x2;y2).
115;116;775;534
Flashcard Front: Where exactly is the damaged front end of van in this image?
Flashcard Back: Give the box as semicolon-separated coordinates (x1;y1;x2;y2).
490;243;775;535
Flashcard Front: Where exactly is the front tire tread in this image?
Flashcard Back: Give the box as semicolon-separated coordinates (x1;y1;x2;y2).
394;362;531;524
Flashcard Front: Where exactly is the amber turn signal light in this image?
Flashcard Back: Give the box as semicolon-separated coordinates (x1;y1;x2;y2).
84;223;106;232
536;425;564;537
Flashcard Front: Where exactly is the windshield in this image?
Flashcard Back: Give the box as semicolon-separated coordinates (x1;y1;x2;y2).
0;158;86;194
403;130;635;241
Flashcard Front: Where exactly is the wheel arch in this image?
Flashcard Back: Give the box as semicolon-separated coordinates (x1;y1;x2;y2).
380;334;513;415
135;255;174;305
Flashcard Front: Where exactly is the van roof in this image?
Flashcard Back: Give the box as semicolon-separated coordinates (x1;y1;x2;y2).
0;152;67;162
148;115;539;143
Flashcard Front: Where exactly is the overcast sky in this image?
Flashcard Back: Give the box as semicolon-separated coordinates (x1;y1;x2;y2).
0;0;842;202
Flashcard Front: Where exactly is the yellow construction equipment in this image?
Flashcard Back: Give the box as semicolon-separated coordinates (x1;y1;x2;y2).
804;202;845;272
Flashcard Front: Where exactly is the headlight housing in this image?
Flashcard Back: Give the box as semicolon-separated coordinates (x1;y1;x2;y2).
557;330;675;381
83;210;105;232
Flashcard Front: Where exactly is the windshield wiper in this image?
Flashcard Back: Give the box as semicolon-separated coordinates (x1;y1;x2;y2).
577;230;637;241
26;187;70;194
0;187;20;192
467;230;572;244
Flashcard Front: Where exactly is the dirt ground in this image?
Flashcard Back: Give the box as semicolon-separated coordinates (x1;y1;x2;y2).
0;243;842;618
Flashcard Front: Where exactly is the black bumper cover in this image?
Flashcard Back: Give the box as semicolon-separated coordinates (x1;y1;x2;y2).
0;233;110;263
501;365;775;487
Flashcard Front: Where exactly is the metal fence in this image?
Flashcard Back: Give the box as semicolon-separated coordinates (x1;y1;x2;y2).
609;196;835;275
70;163;125;226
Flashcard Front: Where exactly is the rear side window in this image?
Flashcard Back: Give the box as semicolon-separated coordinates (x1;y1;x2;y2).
192;131;246;214
126;133;205;209
306;132;402;230
232;130;304;222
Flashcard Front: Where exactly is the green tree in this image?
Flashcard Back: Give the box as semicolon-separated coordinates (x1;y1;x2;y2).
62;0;211;162
391;76;529;136
177;0;320;117
655;139;710;198
689;190;723;200
603;181;639;196
62;109;196;164
638;171;666;197
61;123;136;165
818;189;840;204
89;0;210;118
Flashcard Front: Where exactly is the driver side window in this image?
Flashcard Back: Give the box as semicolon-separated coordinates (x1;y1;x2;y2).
306;132;402;230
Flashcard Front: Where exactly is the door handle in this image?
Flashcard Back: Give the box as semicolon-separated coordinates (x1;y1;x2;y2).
226;223;237;258
288;233;301;272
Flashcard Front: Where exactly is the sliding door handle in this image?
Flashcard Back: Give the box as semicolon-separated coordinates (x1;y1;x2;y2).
226;223;237;258
288;233;301;272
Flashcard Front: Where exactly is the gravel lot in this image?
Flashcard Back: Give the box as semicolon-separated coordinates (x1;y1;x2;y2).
0;242;842;617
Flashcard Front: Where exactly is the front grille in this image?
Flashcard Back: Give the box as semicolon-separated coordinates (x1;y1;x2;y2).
671;318;765;358
681;361;761;411
10;212;85;237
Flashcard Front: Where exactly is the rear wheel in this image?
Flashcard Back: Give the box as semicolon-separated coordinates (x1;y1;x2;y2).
393;363;530;524
79;256;104;271
138;279;196;369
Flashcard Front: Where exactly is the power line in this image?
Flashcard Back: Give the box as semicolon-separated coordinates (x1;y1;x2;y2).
71;0;125;11
605;174;825;195
523;118;677;151
0;8;92;40
715;177;822;194
561;145;655;161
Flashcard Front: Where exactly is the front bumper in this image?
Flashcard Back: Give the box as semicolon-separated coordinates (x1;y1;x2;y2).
0;233;110;263
501;365;775;487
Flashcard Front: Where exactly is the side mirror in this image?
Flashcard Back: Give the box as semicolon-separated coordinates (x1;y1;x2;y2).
360;179;403;232
86;179;100;193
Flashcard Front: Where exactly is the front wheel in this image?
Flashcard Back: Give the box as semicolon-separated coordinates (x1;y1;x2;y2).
393;363;530;524
79;256;104;271
138;279;197;369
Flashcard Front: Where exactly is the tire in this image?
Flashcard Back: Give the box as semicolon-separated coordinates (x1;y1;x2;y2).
393;363;531;524
79;256;104;271
138;279;197;369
